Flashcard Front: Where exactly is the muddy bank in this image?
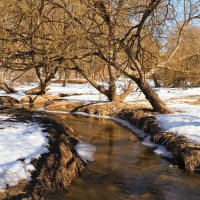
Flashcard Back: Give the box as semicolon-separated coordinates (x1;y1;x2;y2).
0;96;19;106
3;96;200;173
72;103;200;172
0;108;85;200
17;100;200;172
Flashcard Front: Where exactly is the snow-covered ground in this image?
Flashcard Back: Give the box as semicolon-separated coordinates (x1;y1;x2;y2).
0;83;37;101
1;79;200;187
48;81;200;145
2;81;200;145
0;115;48;190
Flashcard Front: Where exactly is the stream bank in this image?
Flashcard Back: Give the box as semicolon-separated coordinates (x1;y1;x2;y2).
0;108;85;200
44;100;200;172
1;93;200;179
47;114;200;200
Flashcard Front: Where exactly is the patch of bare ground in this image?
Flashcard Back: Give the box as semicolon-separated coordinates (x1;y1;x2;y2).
0;96;19;106
169;96;199;104
190;97;200;105
21;95;60;106
44;100;84;112
73;102;153;116
65;79;88;84
0;108;85;200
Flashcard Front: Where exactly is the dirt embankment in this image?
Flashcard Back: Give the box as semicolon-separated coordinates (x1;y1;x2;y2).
71;102;200;172
2;96;200;173
0;108;85;200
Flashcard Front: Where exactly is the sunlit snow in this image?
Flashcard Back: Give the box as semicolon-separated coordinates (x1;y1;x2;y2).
2;79;200;165
0;115;49;190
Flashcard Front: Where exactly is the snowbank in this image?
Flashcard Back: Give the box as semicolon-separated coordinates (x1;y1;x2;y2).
2;80;200;159
0;114;48;190
156;114;200;144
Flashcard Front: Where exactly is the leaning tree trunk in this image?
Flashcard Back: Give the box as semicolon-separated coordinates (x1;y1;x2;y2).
74;66;125;103
135;78;172;114
0;83;16;93
0;70;16;93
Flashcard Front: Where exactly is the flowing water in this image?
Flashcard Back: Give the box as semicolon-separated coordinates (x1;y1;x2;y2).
48;114;200;200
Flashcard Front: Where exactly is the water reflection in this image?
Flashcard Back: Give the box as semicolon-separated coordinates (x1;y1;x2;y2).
47;114;200;200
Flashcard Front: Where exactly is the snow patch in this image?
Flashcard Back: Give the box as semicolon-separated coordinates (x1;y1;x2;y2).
154;145;172;158
75;141;96;162
156;114;200;144
142;136;157;148
0;115;49;190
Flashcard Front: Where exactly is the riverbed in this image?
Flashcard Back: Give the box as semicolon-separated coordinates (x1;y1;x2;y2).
48;114;200;200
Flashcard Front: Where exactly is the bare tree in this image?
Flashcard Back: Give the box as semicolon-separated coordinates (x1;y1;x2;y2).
64;0;200;113
59;0;173;113
159;26;200;87
150;0;200;86
49;0;134;102
0;0;76;95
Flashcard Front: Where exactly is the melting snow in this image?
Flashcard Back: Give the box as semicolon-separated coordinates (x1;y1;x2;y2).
0;115;49;190
2;80;200;160
75;141;96;162
156;114;200;144
154;145;172;158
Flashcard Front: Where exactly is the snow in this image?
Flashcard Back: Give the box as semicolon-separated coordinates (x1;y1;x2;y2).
156;114;200;144
152;89;200;145
63;94;108;102
75;141;96;162
0;83;37;101
0;115;49;190
142;136;157;148
48;83;98;95
2;80;200;164
154;145;172;158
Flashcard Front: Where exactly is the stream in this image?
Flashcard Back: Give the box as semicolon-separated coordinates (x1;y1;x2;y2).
48;114;200;200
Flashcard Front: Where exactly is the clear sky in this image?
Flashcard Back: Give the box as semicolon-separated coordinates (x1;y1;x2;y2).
173;0;200;26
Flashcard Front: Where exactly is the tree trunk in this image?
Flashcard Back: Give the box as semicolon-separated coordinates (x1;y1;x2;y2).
0;70;16;93
40;82;47;95
0;83;16;94
135;79;172;114
25;81;51;95
152;74;161;88
63;70;70;87
106;90;121;102
107;72;118;102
